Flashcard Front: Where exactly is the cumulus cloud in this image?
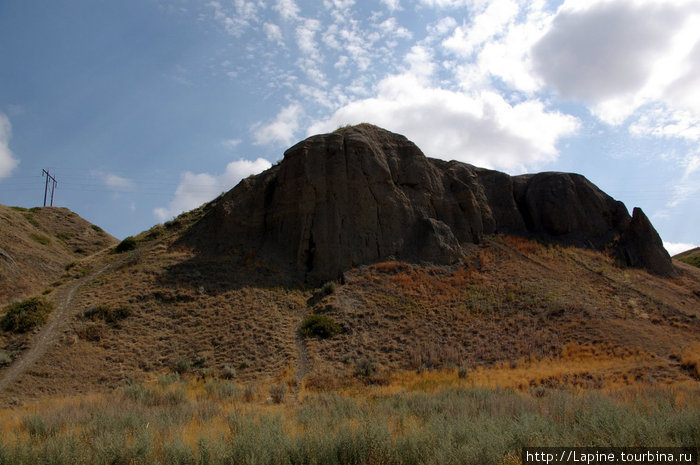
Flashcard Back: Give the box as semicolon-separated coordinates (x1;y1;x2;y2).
154;158;272;221
0;113;19;180
663;241;699;256
533;0;700;125
252;103;304;146
308;72;579;173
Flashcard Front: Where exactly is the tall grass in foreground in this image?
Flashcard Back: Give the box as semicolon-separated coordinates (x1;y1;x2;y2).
0;380;698;465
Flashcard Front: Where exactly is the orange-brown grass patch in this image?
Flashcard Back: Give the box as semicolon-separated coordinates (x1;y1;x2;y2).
679;343;700;378
497;234;545;256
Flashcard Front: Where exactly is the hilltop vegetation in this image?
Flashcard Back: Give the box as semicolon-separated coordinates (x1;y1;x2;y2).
675;247;700;269
0;205;117;304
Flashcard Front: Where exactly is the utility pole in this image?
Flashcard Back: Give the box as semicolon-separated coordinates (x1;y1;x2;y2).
42;169;57;206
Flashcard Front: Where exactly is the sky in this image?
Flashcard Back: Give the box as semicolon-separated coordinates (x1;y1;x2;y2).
0;0;698;255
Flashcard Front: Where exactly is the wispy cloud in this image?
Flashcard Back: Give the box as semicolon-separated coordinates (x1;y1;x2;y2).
274;0;300;21
154;158;272;221
103;173;136;191
0;113;19;180
263;22;284;44
208;0;261;37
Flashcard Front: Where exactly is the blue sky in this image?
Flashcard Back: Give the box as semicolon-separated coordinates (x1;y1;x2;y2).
0;0;698;254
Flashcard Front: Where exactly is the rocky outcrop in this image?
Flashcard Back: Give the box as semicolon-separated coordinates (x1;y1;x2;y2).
183;124;674;282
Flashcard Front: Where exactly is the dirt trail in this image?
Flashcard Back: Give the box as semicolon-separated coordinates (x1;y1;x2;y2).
292;305;311;404
0;263;112;394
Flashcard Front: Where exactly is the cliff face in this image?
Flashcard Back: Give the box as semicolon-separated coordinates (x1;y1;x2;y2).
183;124;673;282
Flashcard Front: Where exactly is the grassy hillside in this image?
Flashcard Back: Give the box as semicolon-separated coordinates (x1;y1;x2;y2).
0;208;698;463
675;247;700;269
0;205;117;304
1;212;697;401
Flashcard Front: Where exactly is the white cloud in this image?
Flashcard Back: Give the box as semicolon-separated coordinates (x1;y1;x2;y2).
668;149;700;208
380;0;401;11
252;103;304;146
103;173;136;191
663;241;699;256
0;113;19;180
307;72;579;173
418;0;472;7
442;0;519;57
154;158;272;221
222;138;242;150
377;18;412;40
533;0;700;125
263;22;284;44
296;18;321;57
275;0;299;21
208;0;260;37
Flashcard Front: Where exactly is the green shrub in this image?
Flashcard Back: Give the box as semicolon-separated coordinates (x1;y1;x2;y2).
354;357;376;378
300;314;343;339
320;281;337;296
1;297;54;333
173;358;191;374
0;351;11;366
114;236;138;253
91;224;104;233
29;232;51;246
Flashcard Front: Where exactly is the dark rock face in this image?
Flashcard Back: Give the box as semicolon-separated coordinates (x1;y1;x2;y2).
183;124;674;281
615;207;674;276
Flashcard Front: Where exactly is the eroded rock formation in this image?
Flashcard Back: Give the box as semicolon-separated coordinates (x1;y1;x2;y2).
183;124;673;281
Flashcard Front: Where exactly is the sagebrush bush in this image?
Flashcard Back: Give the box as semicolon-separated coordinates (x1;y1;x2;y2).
269;383;287;404
320;281;337;296
1;297;54;333
300;314;343;339
82;305;131;324
0;383;699;465
114;236;138;253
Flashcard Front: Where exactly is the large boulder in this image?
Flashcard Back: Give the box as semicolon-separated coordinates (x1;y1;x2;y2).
182;124;674;282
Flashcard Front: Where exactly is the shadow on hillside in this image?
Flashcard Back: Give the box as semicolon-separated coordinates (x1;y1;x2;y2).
157;253;305;295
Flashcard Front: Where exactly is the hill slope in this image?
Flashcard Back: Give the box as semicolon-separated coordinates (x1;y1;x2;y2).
675;247;700;269
0;203;698;401
0;126;697;402
0;205;117;304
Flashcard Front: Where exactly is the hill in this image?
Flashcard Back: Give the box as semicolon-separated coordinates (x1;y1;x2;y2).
675;247;700;269
0;205;118;305
0;126;698;403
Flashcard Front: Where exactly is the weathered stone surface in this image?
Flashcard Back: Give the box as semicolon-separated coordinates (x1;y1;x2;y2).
183;124;674;282
615;207;675;277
